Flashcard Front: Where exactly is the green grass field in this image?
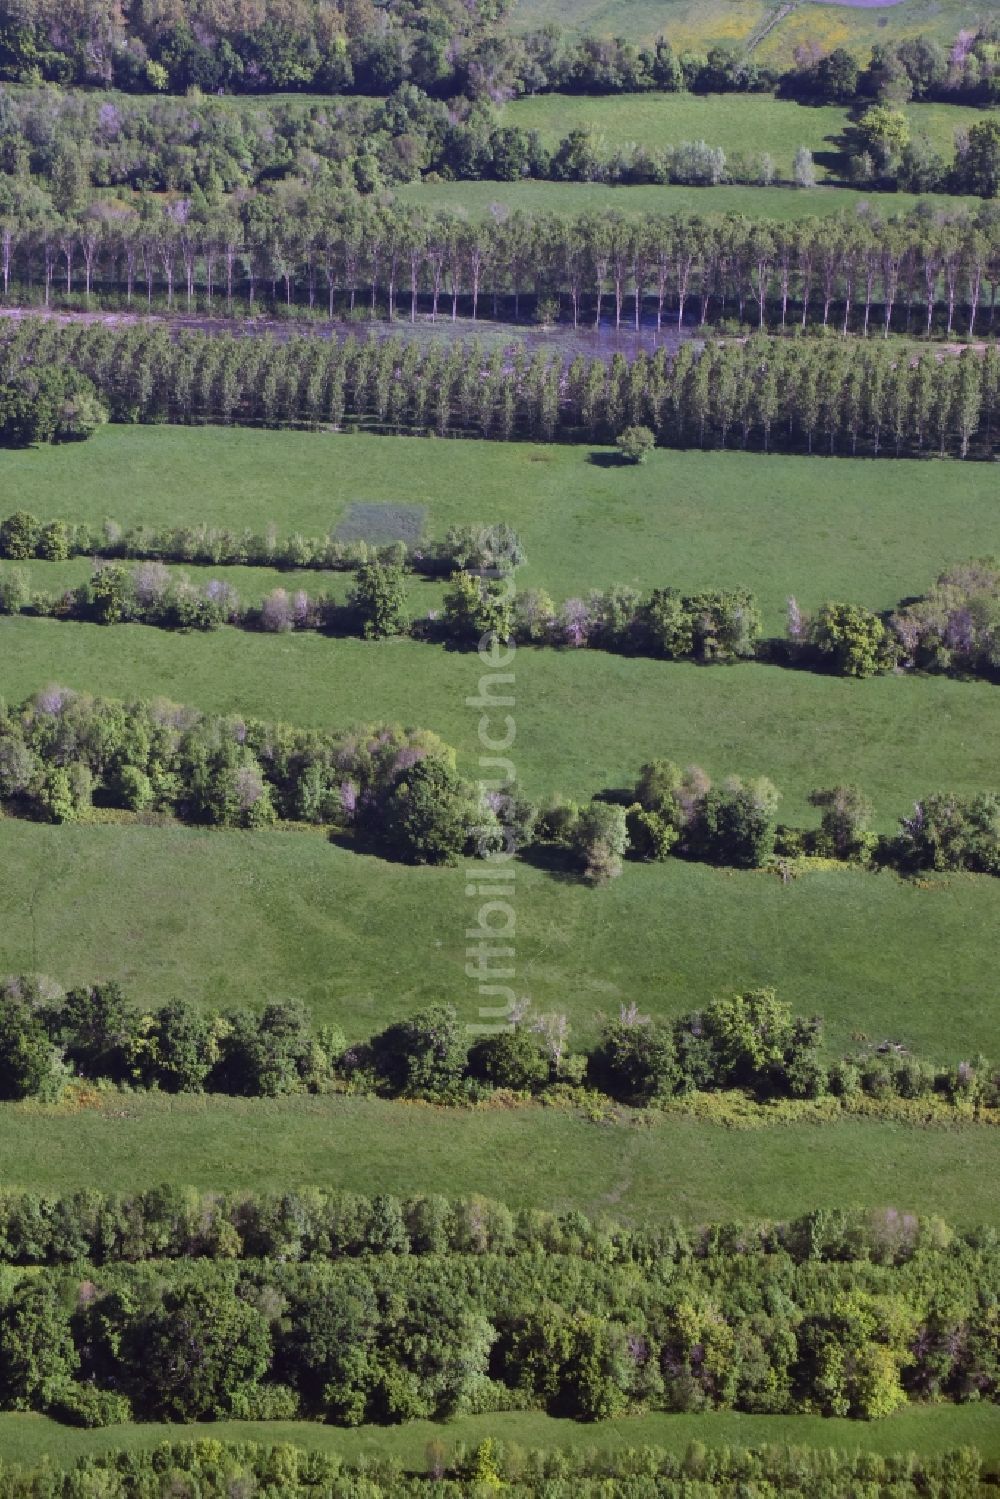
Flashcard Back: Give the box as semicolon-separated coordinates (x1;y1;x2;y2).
3;429;1000;1056
402;177;980;220
4;617;1000;824
2;418;999;1463
2;1405;999;1471
503;93;988;182
2;818;999;1054
1;1090;998;1226
3;427;997;634
507;0;990;67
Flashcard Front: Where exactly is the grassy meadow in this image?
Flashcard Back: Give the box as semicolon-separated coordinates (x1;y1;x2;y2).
1;816;999;1053
507;0;990;65
2;425;1000;1054
2;419;999;1462
503;93;988;182
2;426;997;633
1;1090;999;1227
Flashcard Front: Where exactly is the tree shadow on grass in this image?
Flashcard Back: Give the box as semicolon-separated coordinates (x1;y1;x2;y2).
587;451;632;469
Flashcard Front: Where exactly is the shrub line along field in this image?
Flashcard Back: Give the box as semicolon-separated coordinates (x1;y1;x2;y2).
1;1406;999;1472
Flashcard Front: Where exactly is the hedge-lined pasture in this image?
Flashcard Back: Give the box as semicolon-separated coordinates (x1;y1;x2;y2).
1;427;998;634
2;617;999;819
0;1407;997;1471
503;94;988;182
0;1406;998;1471
1;1090;998;1227
1;819;999;1054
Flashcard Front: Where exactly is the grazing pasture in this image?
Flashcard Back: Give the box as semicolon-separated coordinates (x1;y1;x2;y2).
400;177;980;219
2;426;997;634
1;817;999;1054
508;0;990;66
502;93;988;182
1;1090;999;1229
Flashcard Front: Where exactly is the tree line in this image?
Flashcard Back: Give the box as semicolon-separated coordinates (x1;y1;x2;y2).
3;510;999;689
0;1184;974;1269
0;1212;998;1426
2;324;998;462
7;546;998;691
0;509;518;576
0;1439;985;1498
2;200;1000;336
3;512;998;689
0;0;995;108
1;971;995;1115
2;83;998;205
4;687;1000;888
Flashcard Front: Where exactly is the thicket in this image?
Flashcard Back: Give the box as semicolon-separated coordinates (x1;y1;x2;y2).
0;972;995;1112
0;1186;977;1269
0;322;997;461
0;1216;998;1425
2;83;998;200
2;202;999;337
0;685;515;861
0;1440;986;1499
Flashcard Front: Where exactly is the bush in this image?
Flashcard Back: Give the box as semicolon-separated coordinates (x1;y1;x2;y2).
469;1028;550;1092
809;785;878;863
809;601;896;678
0;511;41;559
572;801;629;883
350;560;410;639
443;570;515;645
616;424;655;463
382;758;477;865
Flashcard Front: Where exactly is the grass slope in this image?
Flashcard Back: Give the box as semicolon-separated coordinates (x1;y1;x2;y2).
2;427;998;634
503;93;987;182
1;820;999;1053
508;0;989;65
1;1091;999;1226
1;1406;999;1470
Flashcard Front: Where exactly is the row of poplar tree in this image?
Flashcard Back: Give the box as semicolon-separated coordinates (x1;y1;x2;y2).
1;201;999;336
2;320;995;458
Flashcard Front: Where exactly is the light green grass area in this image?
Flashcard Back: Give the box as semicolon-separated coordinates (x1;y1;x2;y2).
508;0;771;49
503;93;988;182
1;1090;999;1227
2;427;1000;1042
758;1;995;70
401;176;980;219
508;0;989;66
1;1405;998;1471
2;427;997;634
1;818;999;1053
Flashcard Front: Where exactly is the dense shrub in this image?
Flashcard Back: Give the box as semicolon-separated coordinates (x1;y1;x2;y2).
0;1218;996;1429
0;367;106;447
1;971;994;1113
0;1437;985;1497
